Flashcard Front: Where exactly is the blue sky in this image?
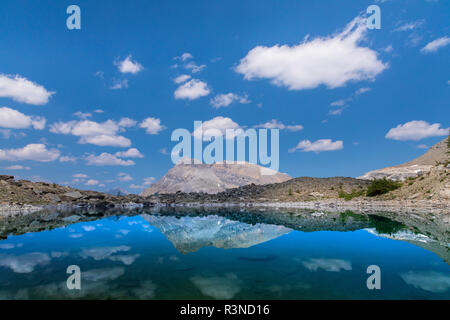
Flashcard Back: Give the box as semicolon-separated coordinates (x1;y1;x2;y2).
0;0;449;193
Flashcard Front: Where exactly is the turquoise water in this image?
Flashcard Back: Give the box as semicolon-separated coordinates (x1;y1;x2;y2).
0;209;449;299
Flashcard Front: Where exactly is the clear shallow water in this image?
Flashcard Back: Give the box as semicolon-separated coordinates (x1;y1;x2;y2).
0;208;449;300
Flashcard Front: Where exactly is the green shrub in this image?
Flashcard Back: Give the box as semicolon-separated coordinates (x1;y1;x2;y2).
338;188;366;201
366;178;402;197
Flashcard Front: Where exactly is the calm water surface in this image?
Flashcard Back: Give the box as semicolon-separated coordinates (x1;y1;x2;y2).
0;208;449;299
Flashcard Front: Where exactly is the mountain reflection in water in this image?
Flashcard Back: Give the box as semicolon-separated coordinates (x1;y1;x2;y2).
0;207;448;299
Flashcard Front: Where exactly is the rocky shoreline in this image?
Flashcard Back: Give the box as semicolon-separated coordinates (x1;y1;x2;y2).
1;198;448;218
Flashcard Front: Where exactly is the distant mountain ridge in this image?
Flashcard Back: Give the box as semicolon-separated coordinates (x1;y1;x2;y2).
106;188;130;196
141;162;291;196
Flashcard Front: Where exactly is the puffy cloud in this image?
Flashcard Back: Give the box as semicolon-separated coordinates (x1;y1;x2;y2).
115;55;143;74
139;117;165;134
210;93;250;108
289;139;343;153
110;79;129;90
190;273;242;300
174;79;210;100
50;119;131;147
83;267;125;282
117;172;133;182
177;53;193;61
185;61;206;73
253;119;303;132
118;117;137;128
4;165;31;170
0;74;54;105
81;134;131;147
0;144;60;162
130;177;155;190
115;148;144;158
302;258;352;272
173;74;191;84
192;116;242;140
85;153;135;166
385;120;448;141
80;246;131;260
401;271;450;293
236;16;387;90
0;107;46;130
85;179;99;186
421;36;450;53
0;252;51;273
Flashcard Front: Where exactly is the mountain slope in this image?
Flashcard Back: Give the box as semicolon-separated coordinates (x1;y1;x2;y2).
141;162;291;196
358;137;449;181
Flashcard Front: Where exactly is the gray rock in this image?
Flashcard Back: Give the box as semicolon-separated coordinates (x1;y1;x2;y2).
63;191;83;200
62;215;81;223
45;193;61;203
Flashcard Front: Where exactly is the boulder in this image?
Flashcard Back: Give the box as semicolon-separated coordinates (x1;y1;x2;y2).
62;191;83;200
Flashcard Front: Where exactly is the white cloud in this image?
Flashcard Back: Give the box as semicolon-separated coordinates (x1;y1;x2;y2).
254;119;303;132
85;153;135;166
355;87;371;95
117;172;133;182
50;119;131;147
173;74;191;84
139;117;165;134
330;100;346;107
0;252;51;273
85;179;99;186
185;61;206;73
302;258;352;272
210;93;250;108
401;271;450;293
115;148;144;158
421;36;450;53
73;173;89;178
4;165;31;170
178;53;193;61
0;144;60;162
129;184;146;189
110;79;129;90
115;55;143;74
394;20;425;32
329;108;344;116
385;120;448;141
174;79;210;100
80;246;131;260
192;116;242;140
289;139;344;153
82;134;131;147
59;156;76;163
236;16;387;90
0;107;46;130
118;117;137;128
190;273;242;300
74;111;92;119
0;74;54;105
143;177;155;185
